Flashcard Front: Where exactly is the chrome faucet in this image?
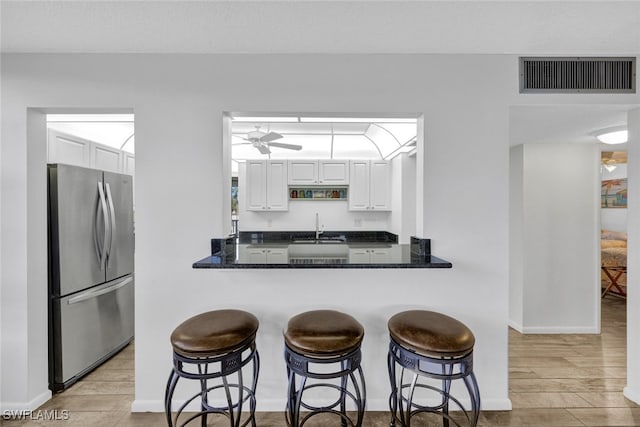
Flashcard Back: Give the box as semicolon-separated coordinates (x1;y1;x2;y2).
315;212;324;240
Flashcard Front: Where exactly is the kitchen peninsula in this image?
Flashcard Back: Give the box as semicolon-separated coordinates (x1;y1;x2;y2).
193;232;452;268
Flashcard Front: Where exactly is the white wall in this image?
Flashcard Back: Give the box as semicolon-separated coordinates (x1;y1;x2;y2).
601;163;628;232
509;145;524;330
510;143;600;333
625;108;640;404
389;153;417;244
1;53;638;412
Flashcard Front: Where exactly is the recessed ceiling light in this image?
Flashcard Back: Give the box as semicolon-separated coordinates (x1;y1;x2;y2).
596;130;628;145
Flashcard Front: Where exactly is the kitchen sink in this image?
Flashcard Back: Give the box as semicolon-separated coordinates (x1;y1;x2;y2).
292;237;346;244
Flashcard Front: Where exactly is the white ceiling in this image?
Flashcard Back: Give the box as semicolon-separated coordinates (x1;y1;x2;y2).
2;1;639;54
509;105;633;149
6;2;638;152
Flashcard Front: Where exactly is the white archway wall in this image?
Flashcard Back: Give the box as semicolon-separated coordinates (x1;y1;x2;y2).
1;53;639;411
625;108;640;403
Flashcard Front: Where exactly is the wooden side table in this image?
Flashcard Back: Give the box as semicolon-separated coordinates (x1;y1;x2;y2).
601;266;627;298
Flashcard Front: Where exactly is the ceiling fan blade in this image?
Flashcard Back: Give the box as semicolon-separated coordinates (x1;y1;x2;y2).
267;142;302;151
232;142;253;145
256;144;271;154
259;132;283;143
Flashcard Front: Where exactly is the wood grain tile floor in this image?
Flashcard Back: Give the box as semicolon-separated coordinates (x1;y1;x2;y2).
2;296;637;426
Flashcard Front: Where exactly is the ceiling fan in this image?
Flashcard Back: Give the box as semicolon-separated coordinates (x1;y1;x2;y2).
234;126;302;154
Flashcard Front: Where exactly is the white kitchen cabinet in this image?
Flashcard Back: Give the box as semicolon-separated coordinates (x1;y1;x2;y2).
246;160;288;211
240;247;288;264
369;161;391;210
369;247;392;263
348;160;390;211
47;129;135;175
123;152;135;175
47;129;92;168
92;142;122;173
288;160;349;185
319;160;349;184
348;247;391;263
288;160;318;184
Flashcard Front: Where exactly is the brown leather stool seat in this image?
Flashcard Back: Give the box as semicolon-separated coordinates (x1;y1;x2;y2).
388;310;475;358
170;309;259;357
284;309;364;357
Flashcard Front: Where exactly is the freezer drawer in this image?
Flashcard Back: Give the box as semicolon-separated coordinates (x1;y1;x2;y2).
50;275;134;390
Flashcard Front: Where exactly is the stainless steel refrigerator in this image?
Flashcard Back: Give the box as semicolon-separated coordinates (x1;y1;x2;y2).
48;163;135;391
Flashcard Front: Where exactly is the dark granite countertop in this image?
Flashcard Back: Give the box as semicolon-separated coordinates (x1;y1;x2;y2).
192;232;452;269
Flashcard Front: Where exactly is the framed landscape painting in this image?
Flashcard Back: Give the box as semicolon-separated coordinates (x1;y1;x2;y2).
601;178;628;208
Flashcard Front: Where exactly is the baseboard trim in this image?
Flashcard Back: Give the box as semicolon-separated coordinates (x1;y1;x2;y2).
520;325;599;334
624;386;640;405
132;397;513;413
508;320;523;333
0;390;52;412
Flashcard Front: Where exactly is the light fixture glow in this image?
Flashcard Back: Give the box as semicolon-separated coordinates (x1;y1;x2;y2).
597;130;628;145
300;117;417;123
231;116;299;123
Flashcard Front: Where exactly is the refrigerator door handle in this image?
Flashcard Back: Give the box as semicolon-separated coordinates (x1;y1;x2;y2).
67;276;133;305
94;182;109;271
105;183;117;267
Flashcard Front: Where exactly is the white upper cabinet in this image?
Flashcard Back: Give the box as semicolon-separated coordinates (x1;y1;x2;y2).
369;161;391;210
288;160;318;184
265;160;288;210
348;160;370;210
47;129;134;175
319;160;349;184
47;129;92;168
348;160;390;211
289;160;349;185
123;152;136;176
245;161;267;210
92;143;122;173
246;160;288;211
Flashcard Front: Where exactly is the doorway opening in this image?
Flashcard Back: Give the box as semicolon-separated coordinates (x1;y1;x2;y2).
508;105;636;415
45;112;135;395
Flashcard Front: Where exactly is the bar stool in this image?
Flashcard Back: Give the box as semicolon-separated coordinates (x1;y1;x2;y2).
165;309;260;427
284;310;366;427
387;310;480;427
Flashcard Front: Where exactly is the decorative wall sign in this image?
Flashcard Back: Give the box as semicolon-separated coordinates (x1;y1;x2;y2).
601;178;627;208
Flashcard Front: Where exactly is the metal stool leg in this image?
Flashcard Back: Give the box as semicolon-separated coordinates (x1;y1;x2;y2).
353;365;367;426
166;343;259;427
388;338;480;427
285;345;365;427
388;349;398;427
463;372;481;427
249;351;260;427
165;369;180;427
340;359;348;427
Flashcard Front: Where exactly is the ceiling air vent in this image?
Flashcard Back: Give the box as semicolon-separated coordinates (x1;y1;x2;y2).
519;57;636;94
